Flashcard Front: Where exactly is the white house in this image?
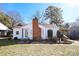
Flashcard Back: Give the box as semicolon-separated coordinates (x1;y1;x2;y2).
13;17;59;40
13;24;33;40
0;22;9;37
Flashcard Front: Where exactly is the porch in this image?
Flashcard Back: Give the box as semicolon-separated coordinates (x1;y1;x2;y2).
0;30;7;37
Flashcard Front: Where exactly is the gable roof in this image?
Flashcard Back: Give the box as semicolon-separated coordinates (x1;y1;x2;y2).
0;22;9;30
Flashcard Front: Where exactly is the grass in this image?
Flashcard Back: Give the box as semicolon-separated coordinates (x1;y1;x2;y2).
0;39;79;56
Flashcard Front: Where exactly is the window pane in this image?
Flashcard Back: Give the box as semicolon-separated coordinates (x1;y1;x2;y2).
16;31;19;35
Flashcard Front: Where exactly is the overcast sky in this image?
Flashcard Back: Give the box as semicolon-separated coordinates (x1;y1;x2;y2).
0;3;79;24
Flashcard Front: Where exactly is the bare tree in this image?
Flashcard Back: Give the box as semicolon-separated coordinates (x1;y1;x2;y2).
32;10;45;24
7;11;24;27
33;10;42;20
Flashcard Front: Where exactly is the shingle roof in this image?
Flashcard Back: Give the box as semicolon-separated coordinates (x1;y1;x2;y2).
41;24;58;28
13;23;58;29
13;24;28;28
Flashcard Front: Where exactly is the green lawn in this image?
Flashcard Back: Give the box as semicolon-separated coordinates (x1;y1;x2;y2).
0;39;79;56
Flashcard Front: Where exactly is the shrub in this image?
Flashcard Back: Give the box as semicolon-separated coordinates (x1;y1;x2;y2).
7;31;12;40
8;37;12;40
7;31;12;36
14;37;18;40
53;37;59;43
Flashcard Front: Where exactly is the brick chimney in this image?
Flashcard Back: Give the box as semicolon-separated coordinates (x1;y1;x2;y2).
32;17;41;41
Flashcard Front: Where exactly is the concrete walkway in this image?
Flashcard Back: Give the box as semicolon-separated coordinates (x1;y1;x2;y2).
0;37;8;39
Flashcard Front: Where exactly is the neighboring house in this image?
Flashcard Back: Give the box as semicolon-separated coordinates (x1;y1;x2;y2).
13;17;59;40
0;22;9;37
68;21;79;39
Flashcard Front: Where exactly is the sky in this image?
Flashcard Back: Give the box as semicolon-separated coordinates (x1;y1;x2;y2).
0;3;79;24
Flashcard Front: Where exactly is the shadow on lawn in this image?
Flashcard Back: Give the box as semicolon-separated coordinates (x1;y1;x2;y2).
0;39;73;46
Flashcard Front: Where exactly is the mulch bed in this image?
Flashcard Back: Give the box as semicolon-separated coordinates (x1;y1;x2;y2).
17;40;54;44
18;40;32;44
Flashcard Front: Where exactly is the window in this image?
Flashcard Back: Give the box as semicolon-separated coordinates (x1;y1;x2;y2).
16;31;19;35
25;30;28;37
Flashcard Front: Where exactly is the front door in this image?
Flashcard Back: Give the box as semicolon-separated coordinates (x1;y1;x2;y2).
48;30;53;40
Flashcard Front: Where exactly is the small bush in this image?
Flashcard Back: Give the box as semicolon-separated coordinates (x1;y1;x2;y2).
53;37;59;43
7;31;12;40
14;37;18;40
8;37;12;40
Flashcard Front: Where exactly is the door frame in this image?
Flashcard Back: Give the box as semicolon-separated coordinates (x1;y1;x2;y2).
47;30;53;40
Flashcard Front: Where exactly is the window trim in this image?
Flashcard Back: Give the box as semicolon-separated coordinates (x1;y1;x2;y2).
16;31;19;35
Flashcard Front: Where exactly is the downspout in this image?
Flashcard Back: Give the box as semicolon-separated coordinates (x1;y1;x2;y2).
22;28;24;40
